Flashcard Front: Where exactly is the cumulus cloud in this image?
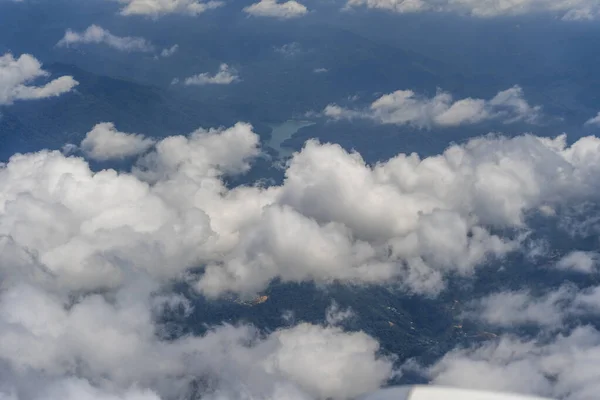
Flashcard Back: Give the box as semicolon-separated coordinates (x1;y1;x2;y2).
115;0;223;17
6;118;600;399
0;53;78;105
80;122;156;161
555;251;599;273
424;326;600;399
0;121;396;400
0;283;392;400
244;0;308;18
181;63;240;86
345;0;600;20
7;122;600;299
57;25;154;52
464;286;577;328
323;86;542;128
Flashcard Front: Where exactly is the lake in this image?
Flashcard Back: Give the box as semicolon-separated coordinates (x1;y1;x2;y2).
267;120;315;158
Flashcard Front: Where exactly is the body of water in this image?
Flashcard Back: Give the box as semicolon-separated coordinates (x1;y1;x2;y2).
267;120;315;158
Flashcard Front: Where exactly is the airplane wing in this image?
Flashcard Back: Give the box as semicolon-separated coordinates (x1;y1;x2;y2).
361;386;553;400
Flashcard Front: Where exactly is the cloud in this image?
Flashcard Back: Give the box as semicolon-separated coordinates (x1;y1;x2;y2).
555;251;599;273
6;119;600;399
464;286;577;328
585;111;600;126
325;301;356;326
323;86;542;128
6;121;600;300
243;0;308;19
345;0;600;20
0;53;78;105
458;279;600;333
0;122;395;400
274;42;303;57
0;283;392;400
314;67;328;73
181;63;240;86
258;323;392;399
159;44;178;58
423;326;600;399
57;25;154;52
115;0;223;17
80;122;156;161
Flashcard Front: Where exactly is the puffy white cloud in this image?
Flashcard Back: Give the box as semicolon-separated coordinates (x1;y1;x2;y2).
200;131;600;297
115;0;223;17
181;63;240;86
323;86;541;128
555;251;599;273
424;326;600;400
460;281;600;332
464;286;577;328
80;122;156;161
57;25;154;52
0;282;392;400
6;121;600;299
0;53;78;105
244;0;308;19
35;380;162;400
260;323;392;399
345;0;600;20
0;118;393;399
6;118;600;399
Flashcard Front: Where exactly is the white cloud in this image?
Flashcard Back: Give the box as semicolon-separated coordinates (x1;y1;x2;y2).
423;326;600;399
585;111;600;126
6;119;600;399
345;0;600;20
325;301;356;325
460;281;600;332
464;286;577;328
259;323;392;399
182;63;240;86
57;25;154;52
275;42;303;57
5;122;600;299
323;86;542;128
115;0;223;17
199;132;600;297
0;121;395;400
159;44;178;58
0;53;78;105
0;283;392;400
244;0;308;19
80;122;156;161
314;67;328;73
555;251;599;273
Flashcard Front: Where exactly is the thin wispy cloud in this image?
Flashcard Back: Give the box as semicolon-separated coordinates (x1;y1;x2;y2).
57;25;154;52
180;63;240;86
345;0;600;20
